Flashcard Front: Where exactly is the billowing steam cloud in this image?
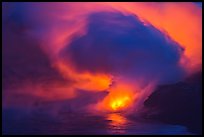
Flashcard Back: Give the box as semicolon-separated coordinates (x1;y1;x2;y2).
2;2;202;113
61;11;184;84
60;11;186;112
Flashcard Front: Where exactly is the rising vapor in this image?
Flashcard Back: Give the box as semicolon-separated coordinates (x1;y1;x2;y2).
2;2;202;113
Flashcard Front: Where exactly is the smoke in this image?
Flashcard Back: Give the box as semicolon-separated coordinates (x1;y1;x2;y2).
2;2;202;114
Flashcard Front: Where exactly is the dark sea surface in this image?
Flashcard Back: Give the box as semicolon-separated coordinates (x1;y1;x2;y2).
2;108;193;135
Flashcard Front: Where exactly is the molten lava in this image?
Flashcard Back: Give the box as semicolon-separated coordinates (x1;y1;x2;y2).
110;96;130;111
98;83;137;112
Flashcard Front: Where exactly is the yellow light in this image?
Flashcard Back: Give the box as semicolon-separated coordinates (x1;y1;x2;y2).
110;96;130;111
97;82;138;112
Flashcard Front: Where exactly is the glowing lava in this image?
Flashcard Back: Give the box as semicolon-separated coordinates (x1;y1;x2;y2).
98;83;137;112
110;96;131;111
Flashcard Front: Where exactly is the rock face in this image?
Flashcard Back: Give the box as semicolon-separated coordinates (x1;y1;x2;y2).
143;71;202;134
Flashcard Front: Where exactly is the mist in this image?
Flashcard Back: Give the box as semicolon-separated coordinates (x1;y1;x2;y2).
2;2;202;135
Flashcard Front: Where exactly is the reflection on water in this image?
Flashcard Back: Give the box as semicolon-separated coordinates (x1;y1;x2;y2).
3;108;193;135
106;113;128;134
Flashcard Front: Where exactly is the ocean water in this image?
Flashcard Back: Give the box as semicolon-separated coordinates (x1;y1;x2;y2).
2;108;193;135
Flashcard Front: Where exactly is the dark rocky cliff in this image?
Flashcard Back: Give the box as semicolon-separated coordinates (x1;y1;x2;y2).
143;71;202;134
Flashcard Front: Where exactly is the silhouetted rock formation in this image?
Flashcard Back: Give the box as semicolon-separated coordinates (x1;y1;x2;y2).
144;71;202;134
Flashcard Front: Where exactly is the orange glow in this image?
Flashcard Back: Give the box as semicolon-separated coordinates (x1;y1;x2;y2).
98;83;137;112
106;113;129;133
22;2;201;106
25;2;201;77
110;96;130;111
106;2;202;73
41;2;201;90
55;61;112;91
107;113;127;124
105;113;128;134
38;2;201;80
3;3;202;110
